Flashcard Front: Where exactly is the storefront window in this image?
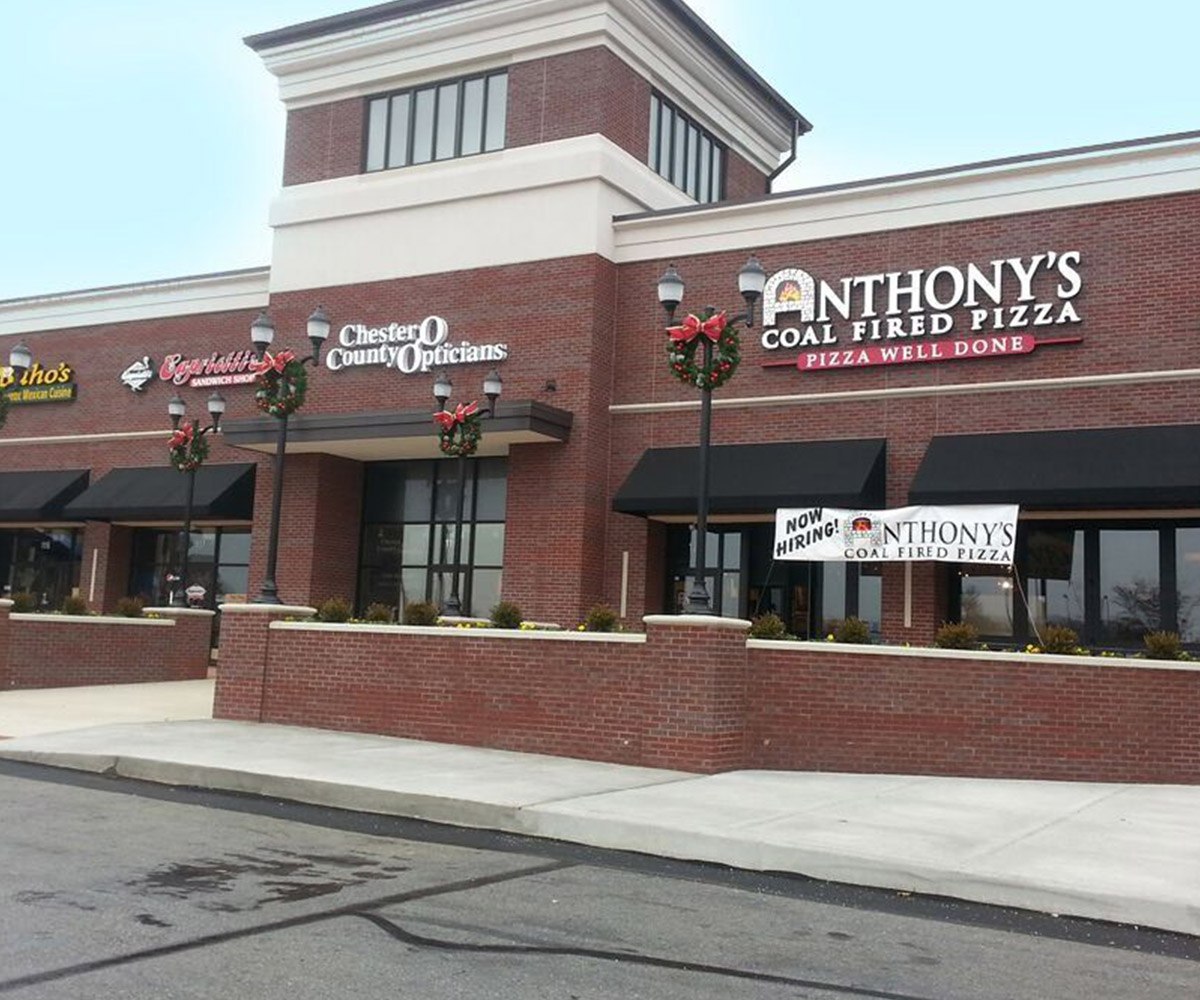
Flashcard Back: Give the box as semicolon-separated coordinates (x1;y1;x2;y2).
1026;528;1085;634
0;529;82;610
1176;529;1200;642
856;562;882;636
959;565;1015;637
1098;529;1159;643
820;562;846;633
128;527;250;608
358;458;506;617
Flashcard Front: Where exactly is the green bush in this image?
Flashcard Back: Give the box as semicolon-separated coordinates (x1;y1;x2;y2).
934;621;980;650
1143;630;1184;661
1039;625;1080;655
10;592;37;613
115;596;144;618
60;594;89;616
363;602;393;623
317;597;352;623
490;600;523;629
748;612;787;640
833;616;871;644
402;600;440;626
583;604;619;632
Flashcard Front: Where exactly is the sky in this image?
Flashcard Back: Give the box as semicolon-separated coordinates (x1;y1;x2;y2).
0;0;1196;301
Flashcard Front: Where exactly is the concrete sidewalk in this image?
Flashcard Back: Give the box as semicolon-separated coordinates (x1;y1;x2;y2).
0;710;1197;937
0;679;215;739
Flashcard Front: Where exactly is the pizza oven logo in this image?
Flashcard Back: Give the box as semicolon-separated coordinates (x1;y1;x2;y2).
763;267;817;327
842;513;882;548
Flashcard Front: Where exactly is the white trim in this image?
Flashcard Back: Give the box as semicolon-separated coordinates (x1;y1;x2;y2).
0;430;166;447
0;269;269;337
745;637;1200;673
643;613;750;630
0;599;12;610
268;135;689;291
219;603;317;617
143;607;217;618
610;366;1200;414
613;137;1200;262
270;621;647;642
10;613;172;627
255;0;790;170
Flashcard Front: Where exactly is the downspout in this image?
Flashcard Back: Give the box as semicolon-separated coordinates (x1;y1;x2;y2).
766;118;802;194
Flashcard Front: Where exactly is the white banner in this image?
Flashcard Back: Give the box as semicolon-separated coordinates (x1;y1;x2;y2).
773;504;1019;564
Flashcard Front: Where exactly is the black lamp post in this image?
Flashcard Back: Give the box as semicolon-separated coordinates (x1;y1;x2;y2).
433;368;502;616
167;391;226;606
250;306;331;604
656;256;766;614
8;342;32;380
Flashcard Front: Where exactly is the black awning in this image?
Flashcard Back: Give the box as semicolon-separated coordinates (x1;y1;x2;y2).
910;425;1200;509
62;464;256;522
0;470;89;521
613;440;886;517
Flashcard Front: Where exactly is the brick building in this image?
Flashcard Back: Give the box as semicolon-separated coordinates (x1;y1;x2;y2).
2;0;1199;654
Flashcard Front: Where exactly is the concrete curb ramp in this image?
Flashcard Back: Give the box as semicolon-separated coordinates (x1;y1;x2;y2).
1;720;1198;937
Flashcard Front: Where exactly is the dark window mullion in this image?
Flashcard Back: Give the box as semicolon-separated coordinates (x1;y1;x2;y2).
1161;527;1177;634
454;79;465;157
1083;528;1101;647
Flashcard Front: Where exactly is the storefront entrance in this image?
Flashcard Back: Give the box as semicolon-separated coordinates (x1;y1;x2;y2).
0;528;82;610
665;524;881;638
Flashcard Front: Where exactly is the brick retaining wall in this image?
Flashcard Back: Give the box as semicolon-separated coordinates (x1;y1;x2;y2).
0;605;213;689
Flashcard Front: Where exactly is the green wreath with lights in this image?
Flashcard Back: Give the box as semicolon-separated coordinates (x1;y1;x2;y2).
665;308;741;390
254;352;308;418
434;402;483;458
168;421;210;473
0;389;9;432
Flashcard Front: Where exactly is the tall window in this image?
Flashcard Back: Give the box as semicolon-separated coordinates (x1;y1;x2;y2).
953;520;1197;649
128;528;250;608
0;528;81;610
359;459;506;617
364;71;508;173
649;92;725;203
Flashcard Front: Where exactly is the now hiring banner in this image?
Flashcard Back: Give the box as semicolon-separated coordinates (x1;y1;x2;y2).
773;505;1019;564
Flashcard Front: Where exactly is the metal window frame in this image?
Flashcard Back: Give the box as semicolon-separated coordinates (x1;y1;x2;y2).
649;89;727;204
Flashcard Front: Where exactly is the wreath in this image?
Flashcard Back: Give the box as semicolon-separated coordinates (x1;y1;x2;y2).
168;421;210;472
665;309;740;390
434;401;483;458
253;350;308;418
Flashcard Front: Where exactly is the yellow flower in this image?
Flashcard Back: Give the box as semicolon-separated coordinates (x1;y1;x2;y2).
577;624;586;631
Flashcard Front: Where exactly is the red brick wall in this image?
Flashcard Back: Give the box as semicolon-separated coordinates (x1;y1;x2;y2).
747;644;1200;784
724;148;769;199
3;609;210;689
213;611;1200;782
282;98;363;186
0;603;10;689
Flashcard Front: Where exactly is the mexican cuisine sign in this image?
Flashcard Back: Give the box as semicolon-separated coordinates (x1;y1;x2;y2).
774;505;1019;564
759;250;1083;372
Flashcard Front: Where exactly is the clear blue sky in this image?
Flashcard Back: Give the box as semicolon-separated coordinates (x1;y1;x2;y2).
1;0;1196;300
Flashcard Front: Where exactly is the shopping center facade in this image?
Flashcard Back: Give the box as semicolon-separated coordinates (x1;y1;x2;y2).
3;0;1200;653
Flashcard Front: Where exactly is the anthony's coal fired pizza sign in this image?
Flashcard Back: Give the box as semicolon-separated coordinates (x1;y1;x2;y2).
759;250;1083;372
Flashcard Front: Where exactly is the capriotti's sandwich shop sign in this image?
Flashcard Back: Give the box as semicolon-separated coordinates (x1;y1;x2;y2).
759;251;1083;373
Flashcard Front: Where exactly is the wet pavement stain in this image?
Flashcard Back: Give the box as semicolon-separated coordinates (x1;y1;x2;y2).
134;912;172;928
125;848;411;913
14;890;98;912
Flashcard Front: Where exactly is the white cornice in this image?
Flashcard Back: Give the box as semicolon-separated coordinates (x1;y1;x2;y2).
254;0;792;172
0;269;270;338
267;134;690;292
613;136;1200;262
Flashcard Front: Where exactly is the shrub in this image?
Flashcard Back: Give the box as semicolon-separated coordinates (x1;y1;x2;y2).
490;600;523;629
10;592;37;613
748;612;787;640
363;602;393;624
832;617;871;644
115;596;144;618
1143;630;1184;661
317;597;352;623
934;621;980;650
402;600;440;626
1039;625;1080;655
61;594;89;616
583;604;619;632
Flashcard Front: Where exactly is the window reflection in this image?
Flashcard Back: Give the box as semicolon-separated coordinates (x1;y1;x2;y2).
1099;529;1159;642
1176;529;1200;642
959;565;1014;637
1027;528;1084;633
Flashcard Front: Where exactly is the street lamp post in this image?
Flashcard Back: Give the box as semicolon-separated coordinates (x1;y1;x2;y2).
433;368;502;616
167;391;227;606
656;256;766;614
0;342;33;433
250;306;331;604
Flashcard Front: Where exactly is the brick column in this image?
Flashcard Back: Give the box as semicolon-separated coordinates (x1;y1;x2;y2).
213;604;315;722
641;614;751;773
0;599;11;690
82;522;133;613
145;608;216;679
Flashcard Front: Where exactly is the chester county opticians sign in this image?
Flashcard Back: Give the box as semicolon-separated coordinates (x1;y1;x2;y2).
759;250;1083;372
325;316;508;375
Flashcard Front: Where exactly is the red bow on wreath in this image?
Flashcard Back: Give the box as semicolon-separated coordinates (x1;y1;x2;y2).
168;422;194;449
251;349;296;375
432;401;479;430
667;311;727;345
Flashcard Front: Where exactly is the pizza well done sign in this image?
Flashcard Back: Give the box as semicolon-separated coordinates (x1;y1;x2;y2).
773;505;1019;564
